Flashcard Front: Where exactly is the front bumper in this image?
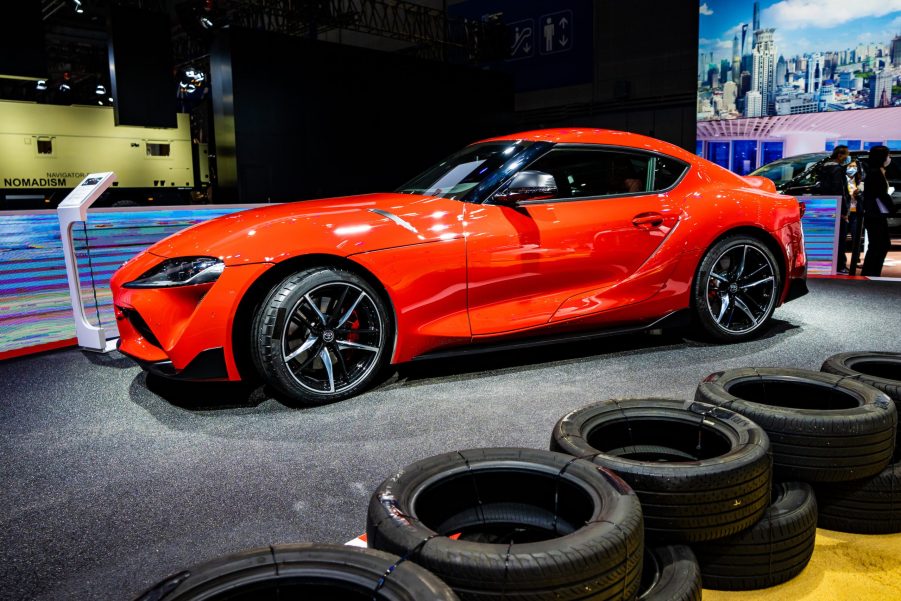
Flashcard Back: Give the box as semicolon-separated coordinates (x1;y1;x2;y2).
118;343;229;380
111;251;272;381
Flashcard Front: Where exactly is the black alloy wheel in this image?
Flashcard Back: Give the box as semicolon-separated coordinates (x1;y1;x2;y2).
694;235;781;341
252;267;393;404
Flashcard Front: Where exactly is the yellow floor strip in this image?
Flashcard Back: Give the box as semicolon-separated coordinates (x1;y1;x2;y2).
703;529;901;601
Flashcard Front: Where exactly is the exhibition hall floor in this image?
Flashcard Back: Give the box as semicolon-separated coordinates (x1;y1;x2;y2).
1;278;900;601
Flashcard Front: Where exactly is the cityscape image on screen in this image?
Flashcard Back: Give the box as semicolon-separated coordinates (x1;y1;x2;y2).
696;1;901;175
698;0;900;121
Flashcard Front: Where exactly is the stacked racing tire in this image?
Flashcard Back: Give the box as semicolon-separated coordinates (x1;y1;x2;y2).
695;368;897;482
550;398;772;543
816;352;901;534
366;448;644;601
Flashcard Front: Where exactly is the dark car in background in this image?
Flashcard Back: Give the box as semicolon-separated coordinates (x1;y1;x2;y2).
752;150;901;234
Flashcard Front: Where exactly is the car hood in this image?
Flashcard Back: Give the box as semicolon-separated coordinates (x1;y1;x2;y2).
145;193;466;265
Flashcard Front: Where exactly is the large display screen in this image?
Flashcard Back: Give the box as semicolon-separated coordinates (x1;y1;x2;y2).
697;1;901;174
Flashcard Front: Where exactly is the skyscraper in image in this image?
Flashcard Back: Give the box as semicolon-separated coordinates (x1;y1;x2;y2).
775;55;787;86
806;54;824;94
732;35;741;84
751;29;777;115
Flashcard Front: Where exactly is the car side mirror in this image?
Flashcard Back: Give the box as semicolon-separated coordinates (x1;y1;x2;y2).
492;170;558;205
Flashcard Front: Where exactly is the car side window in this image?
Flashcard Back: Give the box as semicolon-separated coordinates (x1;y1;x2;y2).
653;156;689;190
520;149;685;201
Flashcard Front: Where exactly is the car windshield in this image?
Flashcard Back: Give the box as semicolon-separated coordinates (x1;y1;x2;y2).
751;155;824;184
398;141;536;200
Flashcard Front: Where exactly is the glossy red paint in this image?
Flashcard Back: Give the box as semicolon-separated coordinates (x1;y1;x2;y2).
110;128;806;380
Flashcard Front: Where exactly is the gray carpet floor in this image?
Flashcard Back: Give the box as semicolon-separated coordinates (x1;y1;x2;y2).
1;278;899;600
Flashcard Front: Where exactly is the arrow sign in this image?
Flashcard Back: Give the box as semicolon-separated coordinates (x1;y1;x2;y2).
560;35;569;46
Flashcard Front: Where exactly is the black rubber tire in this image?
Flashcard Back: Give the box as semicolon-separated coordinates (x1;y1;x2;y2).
366;448;644;601
694;481;817;591
696;367;897;482
637;545;702;601
550;398;772;543
251;267;393;405
691;234;782;342
821;352;901;403
133;543;459;601
814;458;901;534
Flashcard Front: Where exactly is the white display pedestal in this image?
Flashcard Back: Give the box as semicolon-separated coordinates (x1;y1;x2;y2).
56;172;119;352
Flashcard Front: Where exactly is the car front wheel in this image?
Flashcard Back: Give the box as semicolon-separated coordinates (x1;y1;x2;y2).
251;267;393;404
692;235;781;342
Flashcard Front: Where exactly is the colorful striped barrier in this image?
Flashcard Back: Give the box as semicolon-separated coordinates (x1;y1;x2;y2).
0;206;259;359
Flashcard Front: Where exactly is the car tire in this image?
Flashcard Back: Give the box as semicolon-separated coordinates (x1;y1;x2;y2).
821;352;901;411
692;234;782;342
696;368;897;482
550;398;772;543
637;545;702;601
814;458;901;534
251;267;393;405
366;448;644;601
694;481;817;591
133;543;459;601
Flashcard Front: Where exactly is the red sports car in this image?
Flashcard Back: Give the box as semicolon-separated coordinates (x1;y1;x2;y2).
111;129;807;403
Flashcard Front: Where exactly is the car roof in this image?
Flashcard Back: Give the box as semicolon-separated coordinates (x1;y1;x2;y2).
476;128;696;162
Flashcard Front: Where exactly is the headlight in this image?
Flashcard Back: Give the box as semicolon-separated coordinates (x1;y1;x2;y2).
124;256;224;288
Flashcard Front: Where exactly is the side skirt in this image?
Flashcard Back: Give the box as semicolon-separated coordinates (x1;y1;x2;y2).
411;310;691;361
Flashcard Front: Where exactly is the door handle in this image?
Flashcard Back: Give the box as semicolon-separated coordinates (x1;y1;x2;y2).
632;212;665;227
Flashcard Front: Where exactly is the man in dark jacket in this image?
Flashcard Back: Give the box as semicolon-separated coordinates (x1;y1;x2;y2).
818;146;851;273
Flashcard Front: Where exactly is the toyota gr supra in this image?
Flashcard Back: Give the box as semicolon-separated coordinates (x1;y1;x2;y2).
111;129;807;403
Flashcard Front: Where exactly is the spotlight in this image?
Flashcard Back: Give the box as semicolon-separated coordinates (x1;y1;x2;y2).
95;84;106;95
199;16;213;29
36;80;47;91
59;83;71;92
73;0;84;14
108;97;113;102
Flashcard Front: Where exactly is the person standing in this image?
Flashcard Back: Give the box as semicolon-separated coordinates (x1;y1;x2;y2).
861;146;895;277
819;146;851;273
846;155;865;272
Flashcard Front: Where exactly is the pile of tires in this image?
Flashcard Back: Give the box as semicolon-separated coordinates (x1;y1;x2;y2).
695;360;900;536
134;543;460;601
135;351;901;600
549;397;822;593
816;352;901;534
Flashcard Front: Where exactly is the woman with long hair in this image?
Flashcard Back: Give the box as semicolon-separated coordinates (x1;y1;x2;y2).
861;146;895;277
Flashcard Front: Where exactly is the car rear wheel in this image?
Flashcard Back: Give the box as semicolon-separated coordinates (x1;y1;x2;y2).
252;267;393;405
693;235;781;342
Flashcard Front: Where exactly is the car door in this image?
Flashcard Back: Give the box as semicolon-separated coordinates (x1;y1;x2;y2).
465;146;685;336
